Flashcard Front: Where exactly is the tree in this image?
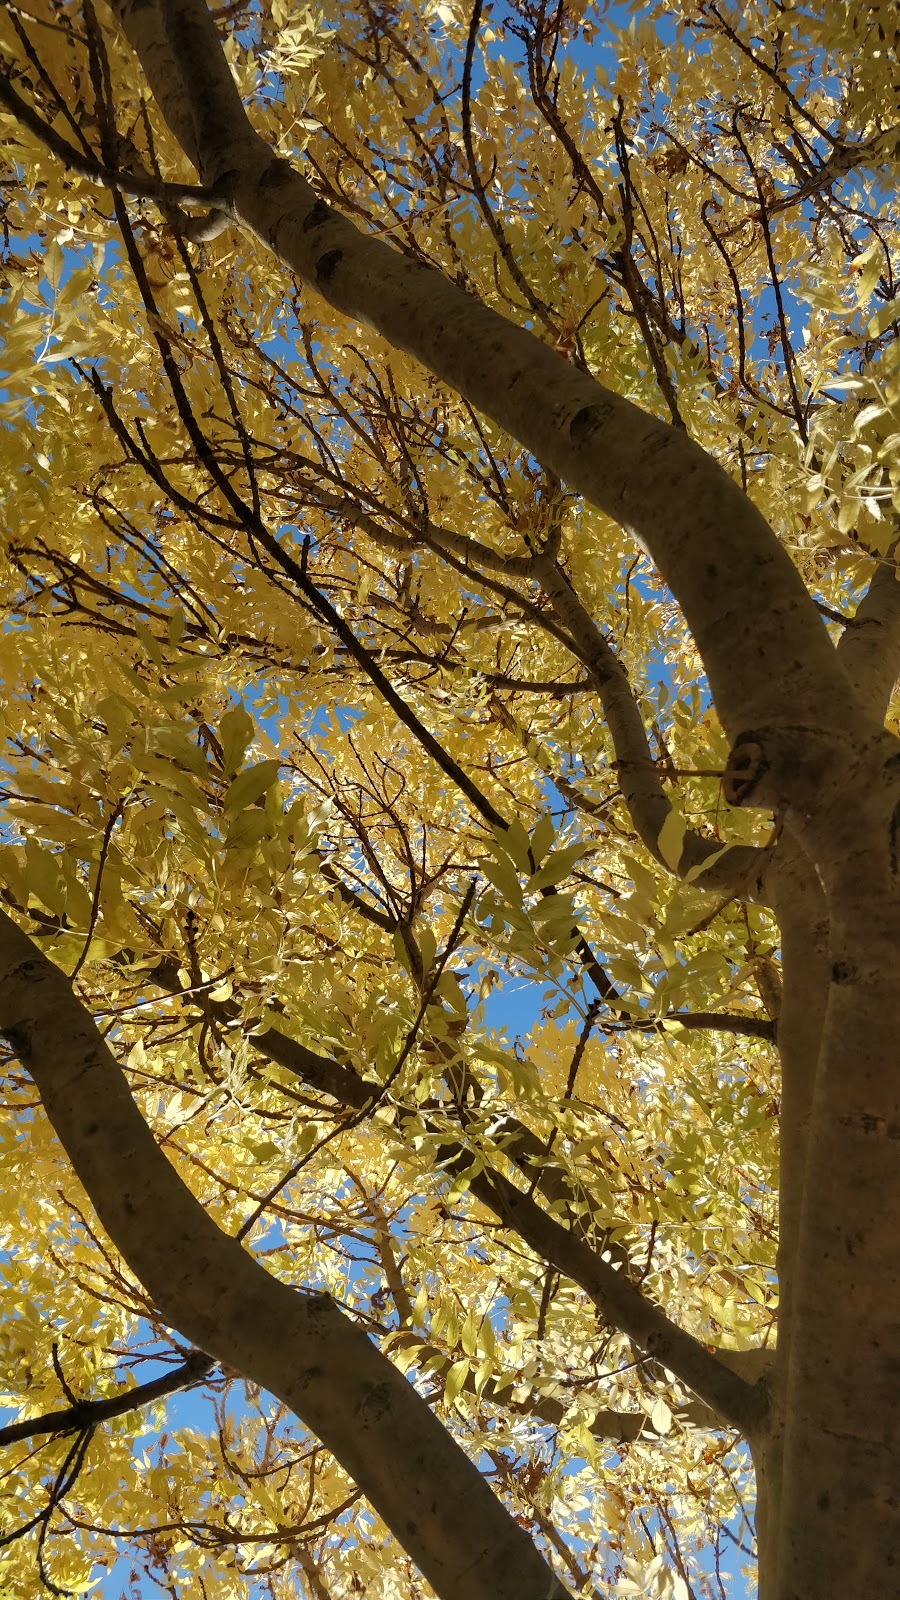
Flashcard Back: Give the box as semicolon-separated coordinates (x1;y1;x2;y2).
0;0;898;1593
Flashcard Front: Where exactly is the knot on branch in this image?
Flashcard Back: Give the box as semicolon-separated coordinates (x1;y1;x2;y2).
723;737;767;805
722;725;847;812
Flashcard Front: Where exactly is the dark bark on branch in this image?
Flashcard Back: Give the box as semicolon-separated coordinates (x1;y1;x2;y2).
254;1029;768;1435
654;1011;775;1041
536;556;763;890
0;1351;214;1448
391;1334;729;1440
106;0;863;792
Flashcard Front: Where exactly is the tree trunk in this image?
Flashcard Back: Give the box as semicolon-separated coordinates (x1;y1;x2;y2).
775;890;900;1591
6;1;900;1594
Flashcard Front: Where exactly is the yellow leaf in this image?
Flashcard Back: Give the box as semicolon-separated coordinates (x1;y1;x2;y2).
657;810;686;872
443;1359;469;1408
650;1397;673;1434
224;759;280;812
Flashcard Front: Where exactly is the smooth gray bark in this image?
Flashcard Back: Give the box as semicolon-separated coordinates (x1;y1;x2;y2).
837;545;900;719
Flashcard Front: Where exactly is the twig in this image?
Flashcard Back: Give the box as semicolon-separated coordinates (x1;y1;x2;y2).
70;799;124;981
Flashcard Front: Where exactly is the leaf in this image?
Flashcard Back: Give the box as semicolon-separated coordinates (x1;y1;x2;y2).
391;1341;421;1376
473;1354;494;1397
44;239;64;293
852;239;882;304
392;927;416;975
837;497;858;535
443;1359;469;1408
460;1308;479;1356
224;759;280;812
684;839;738;883
23;839;65;915
530;812;557;865
225;810;272;849
492;818;532;870
527;842;586;891
656;810;686;872
853;403;886;434
436;971;468;1016
219;704;255;774
867;296;900;338
650;1397;673;1435
480;852;523;907
529;892;575;925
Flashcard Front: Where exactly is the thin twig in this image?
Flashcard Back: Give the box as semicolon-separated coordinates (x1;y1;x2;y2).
70;799;124;981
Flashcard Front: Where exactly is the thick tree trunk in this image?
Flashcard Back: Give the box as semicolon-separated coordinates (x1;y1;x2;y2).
758;754;900;1596
775;889;900;1591
12;2;900;1594
752;845;830;1596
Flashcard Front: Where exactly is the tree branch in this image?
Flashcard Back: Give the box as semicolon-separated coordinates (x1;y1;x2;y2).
253;1029;768;1435
647;1011;775;1042
108;0;858;766
389;1334;728;1441
535;556;764;892
0;1350;214;1448
0;64;228;240
0;910;568;1600
419;521;765;894
836;543;900;722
